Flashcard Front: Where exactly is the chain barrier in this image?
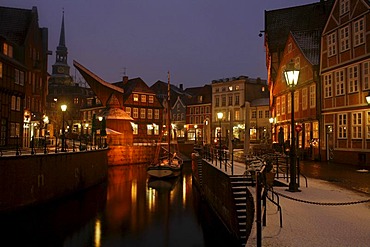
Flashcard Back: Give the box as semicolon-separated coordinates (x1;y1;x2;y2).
270;188;370;206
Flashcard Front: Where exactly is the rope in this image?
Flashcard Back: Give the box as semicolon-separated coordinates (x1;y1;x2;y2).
270;189;370;206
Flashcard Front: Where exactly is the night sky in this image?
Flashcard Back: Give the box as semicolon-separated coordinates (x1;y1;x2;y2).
2;0;317;88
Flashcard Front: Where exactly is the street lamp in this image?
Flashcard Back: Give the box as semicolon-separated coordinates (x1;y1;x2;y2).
269;117;275;143
194;124;198;144
61;104;67;152
284;60;300;192
217;112;223;164
366;92;370;105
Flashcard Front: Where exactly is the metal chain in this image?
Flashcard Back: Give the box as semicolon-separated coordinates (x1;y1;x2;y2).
270;189;370;206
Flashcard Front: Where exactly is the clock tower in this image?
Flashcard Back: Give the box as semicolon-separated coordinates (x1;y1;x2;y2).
49;10;72;86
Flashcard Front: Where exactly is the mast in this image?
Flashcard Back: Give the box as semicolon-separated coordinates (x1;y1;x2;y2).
167;71;171;161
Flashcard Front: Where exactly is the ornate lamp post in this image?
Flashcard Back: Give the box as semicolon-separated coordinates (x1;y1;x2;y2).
194;124;198;144
61;104;67;152
217;112;223;164
284;61;300;192
269;117;275;143
366;92;370;105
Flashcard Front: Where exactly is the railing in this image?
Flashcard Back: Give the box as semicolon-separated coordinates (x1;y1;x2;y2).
0;135;107;157
202;145;235;175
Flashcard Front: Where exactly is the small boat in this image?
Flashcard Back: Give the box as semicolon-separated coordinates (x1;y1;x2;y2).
148;175;180;191
147;72;183;179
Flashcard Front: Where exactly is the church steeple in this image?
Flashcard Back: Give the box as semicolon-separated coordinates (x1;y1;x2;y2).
50;9;72;85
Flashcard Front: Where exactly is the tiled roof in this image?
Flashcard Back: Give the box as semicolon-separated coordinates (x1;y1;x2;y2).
0;6;33;45
265;0;333;52
292;30;321;65
184;84;212;105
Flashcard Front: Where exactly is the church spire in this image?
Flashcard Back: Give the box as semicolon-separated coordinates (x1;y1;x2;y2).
58;9;66;47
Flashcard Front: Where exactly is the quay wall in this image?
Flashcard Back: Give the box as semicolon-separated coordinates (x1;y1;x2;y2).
0;149;108;212
192;154;254;243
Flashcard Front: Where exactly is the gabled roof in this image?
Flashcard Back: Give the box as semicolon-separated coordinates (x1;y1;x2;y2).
0;6;34;45
291;29;321;65
114;77;155;96
150;80;186;106
265;0;333;52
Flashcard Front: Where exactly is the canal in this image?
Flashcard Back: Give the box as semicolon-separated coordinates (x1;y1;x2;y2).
0;162;240;247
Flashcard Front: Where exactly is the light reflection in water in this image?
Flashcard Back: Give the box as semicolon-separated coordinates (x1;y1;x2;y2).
182;175;186;206
94;218;101;247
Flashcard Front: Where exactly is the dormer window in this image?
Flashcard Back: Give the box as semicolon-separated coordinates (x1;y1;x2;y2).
3;43;13;58
340;0;349;15
228;86;233;91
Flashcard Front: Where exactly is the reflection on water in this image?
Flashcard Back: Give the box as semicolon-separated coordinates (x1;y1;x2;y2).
0;163;238;247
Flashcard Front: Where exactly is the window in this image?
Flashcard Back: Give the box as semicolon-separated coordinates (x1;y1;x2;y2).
10;123;16;137
265;110;269;118
141;95;146;102
352;112;362;139
258;110;263;118
366;112;370;139
235;110;240;121
152;124;158;135
132;123;138;135
74;97;79;104
15;123;20;137
294;91;299;112
363;61;370;90
149;96;154;103
340;26;350;52
287;94;291;114
328;32;337;57
235;85;240;90
305;123;311;148
154;109;159;119
340;0;349;15
228;86;233;91
3;43;13;58
140;108;146;119
309;85;316;108
221;96;226;106
133;94;139;102
147;124;153;135
354;18;365;46
16;97;21;111
133;108;138;118
324;73;332;98
235;94;239;105
302;88;307;110
276;97;280;116
338;113;347;139
252;111;257;119
147;109;153;119
313;122;319;139
228;96;233;106
15;69;19;84
335;70;345;95
348;65;359;93
11;96;16;110
125;107;131;117
215;97;219;107
281;95;286;115
20;71;24;86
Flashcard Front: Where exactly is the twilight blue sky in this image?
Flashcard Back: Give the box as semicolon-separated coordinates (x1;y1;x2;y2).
2;0;317;88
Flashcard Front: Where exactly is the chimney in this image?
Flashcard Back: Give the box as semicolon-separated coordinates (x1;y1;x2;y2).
179;84;183;90
123;76;128;85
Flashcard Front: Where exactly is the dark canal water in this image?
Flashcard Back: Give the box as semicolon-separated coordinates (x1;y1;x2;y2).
0;162;240;247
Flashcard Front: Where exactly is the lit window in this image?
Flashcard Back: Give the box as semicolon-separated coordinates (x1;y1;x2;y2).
147;124;153;135
302;88;307;110
133;108;138;118
126;107;131;117
133;94;139;102
276;97;280;116
140;108;146;119
281;95;286;115
324;73;332;98
147;109;153;119
11;96;16;110
131;123;138;135
354;18;365;46
309;85;316;108
348;65;359;93
141;95;146;102
328;32;337;57
352;112;362;139
338;113;347;139
154;109;159;119
335;70;345;95
149;96;154;103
